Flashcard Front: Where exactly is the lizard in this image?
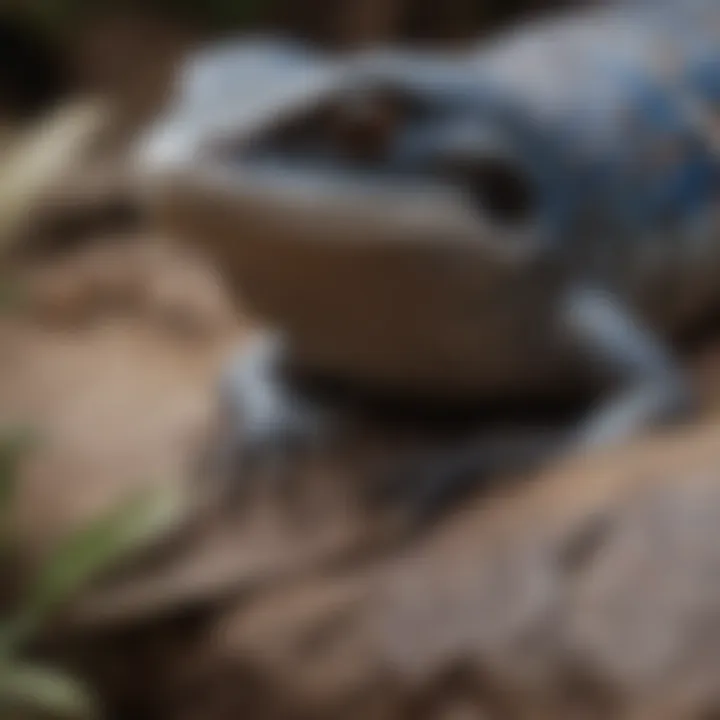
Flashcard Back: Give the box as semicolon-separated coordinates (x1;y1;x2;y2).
137;1;720;521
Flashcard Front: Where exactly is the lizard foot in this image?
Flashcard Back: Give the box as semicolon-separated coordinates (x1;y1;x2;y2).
199;334;340;514
370;429;566;527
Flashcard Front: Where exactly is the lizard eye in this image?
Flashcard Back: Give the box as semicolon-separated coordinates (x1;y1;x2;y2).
435;120;541;228
440;145;539;228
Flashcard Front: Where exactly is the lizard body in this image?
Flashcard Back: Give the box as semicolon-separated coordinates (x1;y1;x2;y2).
139;1;720;518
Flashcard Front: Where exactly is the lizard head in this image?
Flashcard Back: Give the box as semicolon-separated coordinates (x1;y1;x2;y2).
138;41;571;391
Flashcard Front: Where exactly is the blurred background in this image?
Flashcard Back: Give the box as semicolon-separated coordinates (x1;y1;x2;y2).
5;2;720;720
0;0;577;127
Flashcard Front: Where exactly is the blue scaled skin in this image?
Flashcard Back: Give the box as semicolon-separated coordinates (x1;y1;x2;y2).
147;2;720;521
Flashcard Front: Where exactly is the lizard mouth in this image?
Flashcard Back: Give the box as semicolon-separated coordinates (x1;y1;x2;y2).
139;49;556;265
207;71;548;241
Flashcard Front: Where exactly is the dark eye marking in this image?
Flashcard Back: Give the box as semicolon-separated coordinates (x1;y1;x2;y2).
465;155;539;225
440;146;540;227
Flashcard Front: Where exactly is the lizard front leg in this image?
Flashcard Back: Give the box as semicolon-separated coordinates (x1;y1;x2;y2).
202;331;343;509
377;286;697;524
560;285;695;447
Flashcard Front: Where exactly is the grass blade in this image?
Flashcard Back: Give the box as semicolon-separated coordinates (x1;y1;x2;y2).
15;485;183;640
0;662;97;718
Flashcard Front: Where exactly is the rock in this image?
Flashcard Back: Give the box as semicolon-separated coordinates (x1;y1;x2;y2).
7;242;720;719
16;239;237;338
189;428;720;719
52;418;720;720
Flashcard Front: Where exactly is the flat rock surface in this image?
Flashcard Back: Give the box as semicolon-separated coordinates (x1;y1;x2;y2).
5;240;720;719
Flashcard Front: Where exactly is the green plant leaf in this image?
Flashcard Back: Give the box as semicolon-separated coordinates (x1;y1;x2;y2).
0;277;28;313
0;437;24;512
0;661;97;718
0;429;39;660
14;485;182;641
0;430;37;541
0;619;25;663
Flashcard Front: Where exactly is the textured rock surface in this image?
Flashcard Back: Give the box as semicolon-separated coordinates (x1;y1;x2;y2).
5;242;720;719
179;431;720;720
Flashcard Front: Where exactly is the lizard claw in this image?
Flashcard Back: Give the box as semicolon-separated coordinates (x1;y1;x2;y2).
370;448;490;526
213;390;334;512
199;334;338;514
369;429;565;527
